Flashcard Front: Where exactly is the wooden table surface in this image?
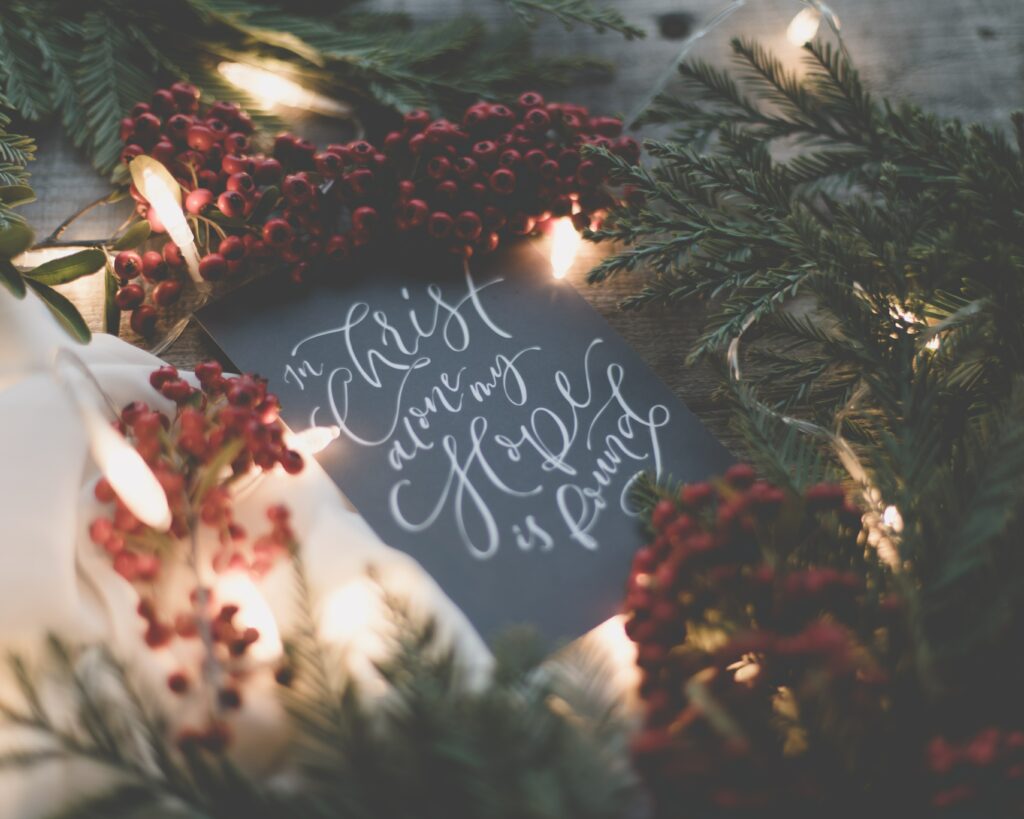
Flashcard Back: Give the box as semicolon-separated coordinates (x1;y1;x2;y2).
20;0;1024;447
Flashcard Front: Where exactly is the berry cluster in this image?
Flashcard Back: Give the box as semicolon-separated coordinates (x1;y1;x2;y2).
926;729;1024;812
88;362;304;748
119;84;634;335
625;466;917;815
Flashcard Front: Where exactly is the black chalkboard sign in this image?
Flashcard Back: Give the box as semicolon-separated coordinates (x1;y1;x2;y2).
198;248;732;643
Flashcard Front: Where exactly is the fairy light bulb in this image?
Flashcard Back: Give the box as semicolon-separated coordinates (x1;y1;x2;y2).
787;7;822;45
319;578;378;644
285;425;341;456
550;218;581;280
129;156;202;283
89;418;172;531
217;62;353;118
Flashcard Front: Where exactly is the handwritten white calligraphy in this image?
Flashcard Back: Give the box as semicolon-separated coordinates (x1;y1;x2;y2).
283;269;671;560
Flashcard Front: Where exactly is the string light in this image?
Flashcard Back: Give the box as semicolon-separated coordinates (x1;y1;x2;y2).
129;156;202;283
786;7;822;45
285;425;340;456
549;218;581;280
217;62;353;118
319;577;379;645
53;349;172;532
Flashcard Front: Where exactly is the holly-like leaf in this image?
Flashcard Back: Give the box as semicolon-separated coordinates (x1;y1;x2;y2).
0;220;33;258
0;184;35;207
0;258;26;298
25;277;90;342
104;263;120;336
112;219;151;251
26;247;105;285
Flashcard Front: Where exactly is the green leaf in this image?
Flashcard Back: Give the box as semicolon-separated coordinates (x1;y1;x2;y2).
112;220;151;251
0;258;25;298
104;263;120;336
26;248;105;285
0;184;34;207
247;185;279;225
25;277;90;342
0;221;33;258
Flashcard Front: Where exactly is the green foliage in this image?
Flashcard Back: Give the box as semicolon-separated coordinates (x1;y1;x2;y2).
586;38;1024;701
502;0;645;39
0;564;636;819
0;0;633;176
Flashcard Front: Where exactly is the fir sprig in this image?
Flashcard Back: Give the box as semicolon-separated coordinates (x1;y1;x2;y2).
586;37;1024;692
0;0;634;176
0;566;637;819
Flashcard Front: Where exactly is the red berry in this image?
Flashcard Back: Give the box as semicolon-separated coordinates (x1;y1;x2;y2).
428;211;454;239
216;190;246;218
351;206;379;233
186;124;215;152
113;250;143;282
401;199;429;228
226;172;255;196
161;379;193;403
152;279;183;307
489;168;516;195
133;112;162;138
455;210;482;241
472;140;499;166
218;235;246;261
185;187;214;215
517;91;545;109
95;478;116;503
199;253;228;281
130;305;158;336
150;140;175;163
150;365;178;390
403;109;431;132
254;157;282;185
163;241;185;268
165;113;192;142
427;156;452;180
262;218;293;247
150;89;175;116
141;251;169;282
115;283;145;310
167;672;190;694
170;81;199;111
280;450;304;475
113;550;140;581
195;360;223;386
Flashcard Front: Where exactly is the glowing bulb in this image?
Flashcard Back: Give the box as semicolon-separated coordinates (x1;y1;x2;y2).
285;425;340;456
319;578;378;645
217;62;352;118
550;218;581;280
129;156;202;283
587;615;639;694
882;504;904;533
787;7;821;45
89;419;172;531
216;571;283;662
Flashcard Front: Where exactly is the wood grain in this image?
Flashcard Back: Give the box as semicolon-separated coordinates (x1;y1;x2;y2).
17;0;1024;448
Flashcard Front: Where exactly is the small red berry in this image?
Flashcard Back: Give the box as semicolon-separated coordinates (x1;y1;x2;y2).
216;191;246;218
351;206;379;233
199;253;228;281
428;211;454;239
141;251;169;282
262;218;293;247
218;235;246;261
168;672;190;694
113;250;143;282
186;124;215;152
489;168;516;194
152;279;183;307
163;242;185;268
130;305;158;336
115;283;145;310
185;187;214;215
455;210;483;241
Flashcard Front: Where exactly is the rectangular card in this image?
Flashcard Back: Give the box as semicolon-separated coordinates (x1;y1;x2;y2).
197;248;733;643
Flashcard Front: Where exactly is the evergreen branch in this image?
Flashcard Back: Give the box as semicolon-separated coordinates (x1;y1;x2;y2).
501;0;645;39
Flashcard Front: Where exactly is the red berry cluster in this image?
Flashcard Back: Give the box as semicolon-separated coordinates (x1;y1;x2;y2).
926;729;1024;813
118;85;634;335
89;362;302;629
88;362;305;749
624;466;920;815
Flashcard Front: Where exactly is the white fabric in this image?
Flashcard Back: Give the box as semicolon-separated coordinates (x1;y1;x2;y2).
0;286;490;817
